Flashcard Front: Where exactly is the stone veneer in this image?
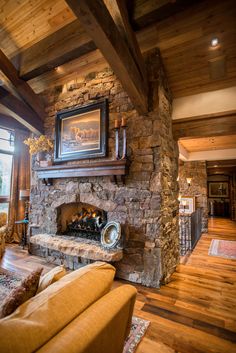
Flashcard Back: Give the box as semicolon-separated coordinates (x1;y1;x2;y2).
179;160;208;232
30;49;179;287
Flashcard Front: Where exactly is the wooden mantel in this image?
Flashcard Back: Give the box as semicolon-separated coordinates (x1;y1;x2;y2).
34;159;129;184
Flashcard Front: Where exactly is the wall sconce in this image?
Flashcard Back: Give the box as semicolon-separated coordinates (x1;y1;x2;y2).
186;178;192;187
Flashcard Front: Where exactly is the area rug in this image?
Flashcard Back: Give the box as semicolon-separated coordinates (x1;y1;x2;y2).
0;269;23;303
123;316;150;353
208;239;236;259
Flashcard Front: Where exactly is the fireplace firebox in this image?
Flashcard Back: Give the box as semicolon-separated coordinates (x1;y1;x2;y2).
56;203;107;241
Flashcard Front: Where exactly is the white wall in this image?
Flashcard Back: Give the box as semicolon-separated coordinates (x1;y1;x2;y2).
172;86;236;120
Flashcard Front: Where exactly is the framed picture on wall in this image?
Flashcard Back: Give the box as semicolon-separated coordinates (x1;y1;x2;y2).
54;100;108;162
180;196;195;214
208;182;229;198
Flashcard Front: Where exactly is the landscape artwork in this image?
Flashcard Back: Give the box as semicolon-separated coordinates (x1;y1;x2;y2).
54;100;108;162
61;110;100;156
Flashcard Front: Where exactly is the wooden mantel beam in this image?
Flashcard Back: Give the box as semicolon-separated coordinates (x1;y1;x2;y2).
0;49;45;120
0;87;44;134
65;0;148;114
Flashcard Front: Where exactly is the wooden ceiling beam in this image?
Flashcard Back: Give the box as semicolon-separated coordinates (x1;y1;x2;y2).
130;0;203;30
0;87;44;134
104;0;147;86
16;20;96;81
64;0;148;114
0;49;44;119
0;114;28;132
173;114;236;140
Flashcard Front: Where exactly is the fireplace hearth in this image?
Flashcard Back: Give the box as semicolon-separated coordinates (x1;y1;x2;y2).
64;207;107;241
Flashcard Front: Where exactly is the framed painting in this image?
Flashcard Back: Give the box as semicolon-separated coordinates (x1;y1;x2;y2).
208;182;229;198
179;196;195;214
54;100;108;162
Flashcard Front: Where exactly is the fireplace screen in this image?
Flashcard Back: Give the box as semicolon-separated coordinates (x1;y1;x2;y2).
57;203;107;241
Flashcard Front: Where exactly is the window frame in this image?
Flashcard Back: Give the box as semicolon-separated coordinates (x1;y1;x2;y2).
0;126;15;223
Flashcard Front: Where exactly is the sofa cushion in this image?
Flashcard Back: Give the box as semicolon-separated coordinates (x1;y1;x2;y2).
37;265;67;294
0;267;43;318
0;261;115;353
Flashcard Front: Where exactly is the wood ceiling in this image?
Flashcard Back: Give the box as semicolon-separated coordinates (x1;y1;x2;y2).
0;0;236;136
180;135;236;153
0;0;235;98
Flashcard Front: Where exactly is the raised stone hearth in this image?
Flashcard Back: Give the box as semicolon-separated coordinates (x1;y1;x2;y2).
30;234;123;269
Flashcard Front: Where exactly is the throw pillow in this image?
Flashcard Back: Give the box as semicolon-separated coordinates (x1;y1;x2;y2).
37;266;67;293
0;267;43;318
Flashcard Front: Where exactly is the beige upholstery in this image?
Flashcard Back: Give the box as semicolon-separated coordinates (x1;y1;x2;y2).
0;261;137;353
37;285;136;353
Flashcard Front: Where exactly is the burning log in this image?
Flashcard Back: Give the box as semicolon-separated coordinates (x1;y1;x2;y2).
67;207;107;238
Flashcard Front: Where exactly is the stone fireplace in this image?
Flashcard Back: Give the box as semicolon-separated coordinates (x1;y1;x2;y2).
29;49;180;288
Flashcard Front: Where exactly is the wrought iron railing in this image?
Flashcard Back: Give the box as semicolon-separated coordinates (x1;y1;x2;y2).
179;208;202;256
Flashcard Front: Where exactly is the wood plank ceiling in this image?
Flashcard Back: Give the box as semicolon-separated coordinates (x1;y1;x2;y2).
180;135;236;153
0;0;235;98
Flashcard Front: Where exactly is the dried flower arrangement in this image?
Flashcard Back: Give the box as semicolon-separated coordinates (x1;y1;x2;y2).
24;135;54;155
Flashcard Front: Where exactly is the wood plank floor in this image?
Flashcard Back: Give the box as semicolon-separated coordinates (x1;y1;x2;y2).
1;218;236;353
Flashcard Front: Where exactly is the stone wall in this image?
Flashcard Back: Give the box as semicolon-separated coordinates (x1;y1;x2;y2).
179;161;208;232
30;49;179;287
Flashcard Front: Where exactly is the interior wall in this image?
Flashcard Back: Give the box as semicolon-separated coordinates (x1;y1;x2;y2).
178;160;208;232
172;86;236;119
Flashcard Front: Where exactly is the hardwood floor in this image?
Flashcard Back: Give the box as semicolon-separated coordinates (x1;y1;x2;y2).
1;218;236;353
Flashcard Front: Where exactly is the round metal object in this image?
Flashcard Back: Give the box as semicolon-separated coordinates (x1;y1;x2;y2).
101;221;121;248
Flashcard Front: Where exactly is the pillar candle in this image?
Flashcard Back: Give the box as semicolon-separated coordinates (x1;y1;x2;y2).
121;117;127;127
115;119;120;129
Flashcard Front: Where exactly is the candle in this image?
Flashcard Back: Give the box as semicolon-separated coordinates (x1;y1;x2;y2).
121;117;127;127
114;119;120;129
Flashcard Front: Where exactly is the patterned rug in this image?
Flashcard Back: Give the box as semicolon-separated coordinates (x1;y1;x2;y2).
0;269;23;303
208;239;236;259
124;316;150;353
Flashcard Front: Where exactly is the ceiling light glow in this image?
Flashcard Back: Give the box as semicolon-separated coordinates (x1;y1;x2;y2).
211;38;219;47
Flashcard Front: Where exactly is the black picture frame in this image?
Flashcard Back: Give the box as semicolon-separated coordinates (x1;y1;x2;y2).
54;100;108;162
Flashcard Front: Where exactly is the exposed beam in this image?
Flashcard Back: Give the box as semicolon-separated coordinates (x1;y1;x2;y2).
173;114;236;139
104;0;147;85
130;0;203;30
0;49;44;119
207;160;236;168
16;20;96;81
0;114;28;131
65;0;148;114
178;142;189;161
0;87;43;134
187;149;236;162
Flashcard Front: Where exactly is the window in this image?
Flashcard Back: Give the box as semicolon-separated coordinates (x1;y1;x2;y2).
0;127;14;222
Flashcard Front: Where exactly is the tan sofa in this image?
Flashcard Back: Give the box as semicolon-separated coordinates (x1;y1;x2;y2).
0;262;137;353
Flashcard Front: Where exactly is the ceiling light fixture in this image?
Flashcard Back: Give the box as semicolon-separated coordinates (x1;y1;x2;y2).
211;37;219;47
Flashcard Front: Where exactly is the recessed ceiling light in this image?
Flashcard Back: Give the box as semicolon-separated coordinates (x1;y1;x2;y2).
211;38;219;47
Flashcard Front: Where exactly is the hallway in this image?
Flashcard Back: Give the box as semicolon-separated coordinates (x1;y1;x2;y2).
133;218;236;353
